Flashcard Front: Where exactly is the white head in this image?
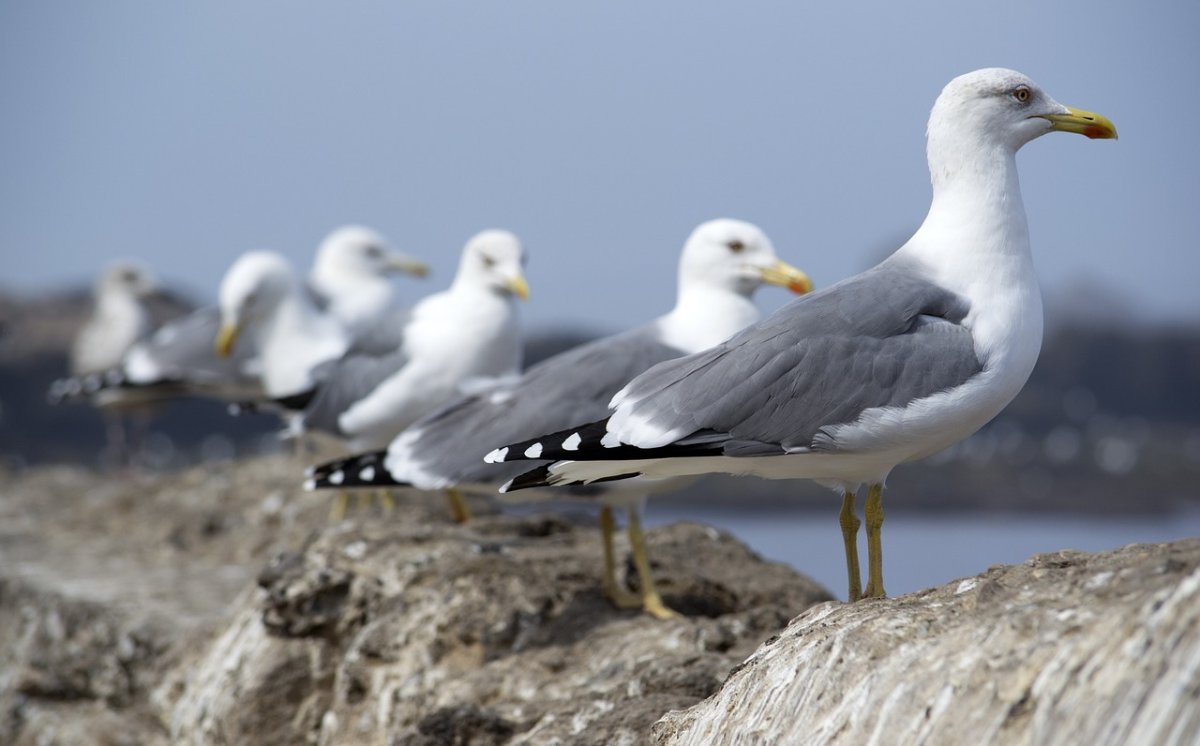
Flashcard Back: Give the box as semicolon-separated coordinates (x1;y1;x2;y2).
927;68;1117;185
215;251;297;357
313;225;429;281
96;261;157;299
678;219;812;298
452;229;530;300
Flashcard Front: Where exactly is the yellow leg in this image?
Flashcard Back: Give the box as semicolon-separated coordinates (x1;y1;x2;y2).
445;488;472;524
627;509;678;620
599;507;642;609
840;490;863;602
377;490;395;514
863;483;887;599
330;490;350;522
353;491;368;513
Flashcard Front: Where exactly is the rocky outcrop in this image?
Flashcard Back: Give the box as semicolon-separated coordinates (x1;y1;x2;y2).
653;539;1200;746
4;458;1198;745
159;516;830;745
0;458;830;745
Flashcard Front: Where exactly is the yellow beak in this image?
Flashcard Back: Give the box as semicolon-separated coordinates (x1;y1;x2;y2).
506;274;531;301
1040;106;1118;140
387;254;430;278
214;321;241;358
759;260;814;295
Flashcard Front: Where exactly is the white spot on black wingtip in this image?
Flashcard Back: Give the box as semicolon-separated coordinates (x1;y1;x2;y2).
303;479;316;491
562;433;582;451
360;465;376;481
484;446;508;464
498;478;514;493
601;432;622;448
523;442;543;458
304;465;316;477
329;470;345;485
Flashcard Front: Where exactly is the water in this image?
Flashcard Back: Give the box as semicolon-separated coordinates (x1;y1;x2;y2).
644;504;1200;600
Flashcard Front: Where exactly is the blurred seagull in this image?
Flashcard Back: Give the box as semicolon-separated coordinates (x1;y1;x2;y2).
49;226;428;407
490;69;1118;603
305;219;811;616
297;230;529;519
294;229;529;452
64;261;160;462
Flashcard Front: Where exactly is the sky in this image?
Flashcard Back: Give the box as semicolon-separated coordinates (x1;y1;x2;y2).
1;1;1198;333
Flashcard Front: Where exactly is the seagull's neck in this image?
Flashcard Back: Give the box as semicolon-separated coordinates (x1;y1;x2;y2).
657;284;760;353
96;290;148;334
310;269;393;336
902;141;1034;299
256;290;347;396
900;136;1044;374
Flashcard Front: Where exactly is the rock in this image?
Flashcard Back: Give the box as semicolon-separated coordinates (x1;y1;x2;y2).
7;457;1197;745
653;539;1200;746
0;458;832;745
159;516;831;745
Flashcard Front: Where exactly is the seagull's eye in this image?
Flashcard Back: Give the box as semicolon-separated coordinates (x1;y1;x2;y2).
364;245;383;259
480;254;496;268
727;240;746;254
1012;86;1031;103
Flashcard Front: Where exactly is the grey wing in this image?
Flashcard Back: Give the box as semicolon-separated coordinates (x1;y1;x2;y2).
301;345;411;436
344;307;412;355
124;307;262;398
397;325;685;486
613;259;984;454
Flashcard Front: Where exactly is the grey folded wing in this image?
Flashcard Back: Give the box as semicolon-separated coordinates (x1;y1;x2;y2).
397;324;686;486
611;258;985;456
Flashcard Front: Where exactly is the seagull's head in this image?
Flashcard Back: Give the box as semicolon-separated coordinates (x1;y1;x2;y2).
98;261;158;299
679;218;812;298
315;225;429;281
215;251;294;358
457;229;530;301
929;68;1117;156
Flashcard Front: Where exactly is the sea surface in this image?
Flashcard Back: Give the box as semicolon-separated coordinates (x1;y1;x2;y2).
644;504;1200;600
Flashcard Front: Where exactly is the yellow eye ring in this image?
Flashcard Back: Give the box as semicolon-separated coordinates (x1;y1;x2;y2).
1013;86;1031;103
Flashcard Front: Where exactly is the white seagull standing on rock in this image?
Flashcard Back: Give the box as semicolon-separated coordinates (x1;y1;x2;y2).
490;68;1118;602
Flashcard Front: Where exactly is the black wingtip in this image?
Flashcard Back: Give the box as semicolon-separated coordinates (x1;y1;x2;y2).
305;450;406;491
501;464;556;492
489;417;614;464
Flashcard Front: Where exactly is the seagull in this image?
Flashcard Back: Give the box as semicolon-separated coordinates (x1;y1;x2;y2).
307;225;429;341
489;68;1117;603
64;261;160;461
214;251;351;401
48;226;427;406
304;219;812;616
69;261;159;382
295;229;530;454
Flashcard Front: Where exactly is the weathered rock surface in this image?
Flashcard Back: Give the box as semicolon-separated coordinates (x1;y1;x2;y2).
5;458;1199;745
654;539;1200;746
0;458;831;745
160;516;829;745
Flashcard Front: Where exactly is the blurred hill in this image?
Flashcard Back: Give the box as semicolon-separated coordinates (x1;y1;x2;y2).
2;286;1198;513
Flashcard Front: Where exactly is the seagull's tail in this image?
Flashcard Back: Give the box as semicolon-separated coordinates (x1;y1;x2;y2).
46;369;185;405
303;450;408;491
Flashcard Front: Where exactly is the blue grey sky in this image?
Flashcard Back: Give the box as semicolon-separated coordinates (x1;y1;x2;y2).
2;2;1197;332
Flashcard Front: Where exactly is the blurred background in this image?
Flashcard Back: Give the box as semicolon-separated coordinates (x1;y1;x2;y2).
2;1;1198;597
